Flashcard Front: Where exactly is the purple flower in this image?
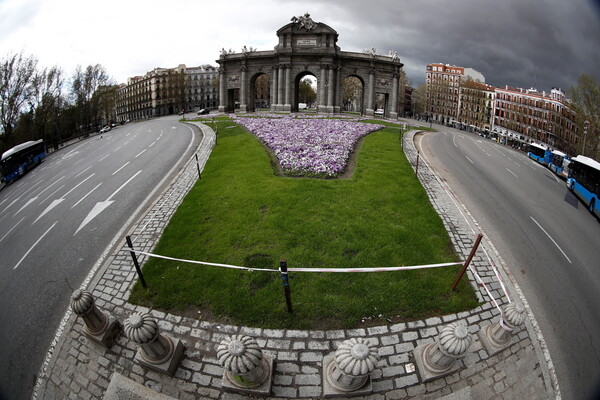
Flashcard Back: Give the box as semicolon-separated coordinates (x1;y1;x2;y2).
234;115;383;177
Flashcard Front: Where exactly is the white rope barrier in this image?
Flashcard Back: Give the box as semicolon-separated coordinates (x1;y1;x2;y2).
130;249;461;274
288;262;461;273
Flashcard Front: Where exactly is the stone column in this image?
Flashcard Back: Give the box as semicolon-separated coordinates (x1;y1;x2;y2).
326;67;335;114
366;68;375;116
334;66;342;114
479;302;526;355
390;71;399;120
323;338;379;397
70;289;119;348
319;65;327;111
283;64;291;111
271;66;279;111
124;312;185;376
278;66;285;111
218;67;226;113
217;335;274;396
239;66;247;113
414;321;473;382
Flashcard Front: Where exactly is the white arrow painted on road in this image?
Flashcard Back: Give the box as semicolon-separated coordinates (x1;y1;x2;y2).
14;176;66;216
14;197;38;217
75;170;142;235
34;174;95;224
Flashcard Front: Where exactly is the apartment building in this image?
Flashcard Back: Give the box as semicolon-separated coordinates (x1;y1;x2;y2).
492;86;577;153
425;63;485;125
116;64;218;122
457;81;496;133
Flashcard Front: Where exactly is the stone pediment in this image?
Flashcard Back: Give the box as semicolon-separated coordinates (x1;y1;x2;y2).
275;14;339;53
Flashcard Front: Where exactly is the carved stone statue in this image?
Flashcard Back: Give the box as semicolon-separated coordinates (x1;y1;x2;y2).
291;13;317;30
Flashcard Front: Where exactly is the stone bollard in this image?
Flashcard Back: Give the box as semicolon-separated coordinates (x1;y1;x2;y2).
70;289;119;347
414;321;473;382
124;312;185;376
479;301;526;355
323;337;380;397
217;335;274;396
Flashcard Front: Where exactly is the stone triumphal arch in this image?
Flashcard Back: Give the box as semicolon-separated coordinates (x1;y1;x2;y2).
216;14;405;119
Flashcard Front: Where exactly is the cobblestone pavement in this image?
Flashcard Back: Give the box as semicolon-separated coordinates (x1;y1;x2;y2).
33;121;559;399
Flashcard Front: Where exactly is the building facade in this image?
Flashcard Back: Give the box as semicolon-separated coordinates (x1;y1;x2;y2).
425;63;485;125
457;81;495;133
116;64;218;122
492;86;578;153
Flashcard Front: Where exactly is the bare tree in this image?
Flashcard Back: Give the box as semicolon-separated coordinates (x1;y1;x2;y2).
569;74;600;159
342;77;362;112
71;64;113;131
299;78;316;108
31;66;65;143
0;52;39;141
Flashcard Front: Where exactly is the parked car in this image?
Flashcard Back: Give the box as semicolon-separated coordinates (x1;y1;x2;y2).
197;108;210;115
100;126;111;133
374;109;384;116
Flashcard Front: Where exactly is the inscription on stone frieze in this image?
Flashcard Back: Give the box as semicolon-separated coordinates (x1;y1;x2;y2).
297;39;317;47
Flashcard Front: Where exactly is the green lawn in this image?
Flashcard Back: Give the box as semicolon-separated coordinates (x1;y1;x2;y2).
129;117;478;329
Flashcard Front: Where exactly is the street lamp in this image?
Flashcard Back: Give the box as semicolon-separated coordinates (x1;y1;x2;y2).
582;120;590;156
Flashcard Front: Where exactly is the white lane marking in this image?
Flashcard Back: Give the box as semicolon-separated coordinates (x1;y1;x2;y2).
35;176;66;197
71;183;102;209
14;197;39;217
14;221;58;269
74;165;93;178
530;217;572;264
98;154;110;162
35;174;96;224
112;162;130;176
75;170;142;235
465;156;474;164
135;149;147;158
40;184;66;204
149;141;157;148
506;168;518;178
547;170;560;183
0;217;25;243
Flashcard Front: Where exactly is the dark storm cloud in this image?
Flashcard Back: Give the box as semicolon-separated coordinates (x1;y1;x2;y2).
301;0;600;92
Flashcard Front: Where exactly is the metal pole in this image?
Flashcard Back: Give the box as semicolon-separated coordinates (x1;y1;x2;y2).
195;154;201;179
452;233;483;291
126;235;147;289
415;151;420;176
279;259;293;313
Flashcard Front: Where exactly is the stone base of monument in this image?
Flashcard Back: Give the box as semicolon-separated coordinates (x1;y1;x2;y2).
83;315;120;348
134;336;185;376
220;355;274;396
414;342;462;383
322;354;373;398
478;324;512;356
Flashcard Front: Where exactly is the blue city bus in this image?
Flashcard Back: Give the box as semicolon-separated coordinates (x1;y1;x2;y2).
527;143;552;165
0;140;46;184
549;150;571;179
567;155;600;218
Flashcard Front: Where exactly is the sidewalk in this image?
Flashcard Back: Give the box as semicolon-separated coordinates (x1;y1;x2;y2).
33;122;558;399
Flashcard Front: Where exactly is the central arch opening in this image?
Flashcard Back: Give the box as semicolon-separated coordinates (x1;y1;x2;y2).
249;73;271;112
294;72;318;113
341;76;364;115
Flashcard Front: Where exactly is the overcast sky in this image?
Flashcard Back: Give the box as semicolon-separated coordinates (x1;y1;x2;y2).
1;0;599;93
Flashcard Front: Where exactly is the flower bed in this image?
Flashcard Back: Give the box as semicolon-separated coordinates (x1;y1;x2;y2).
234;116;383;177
